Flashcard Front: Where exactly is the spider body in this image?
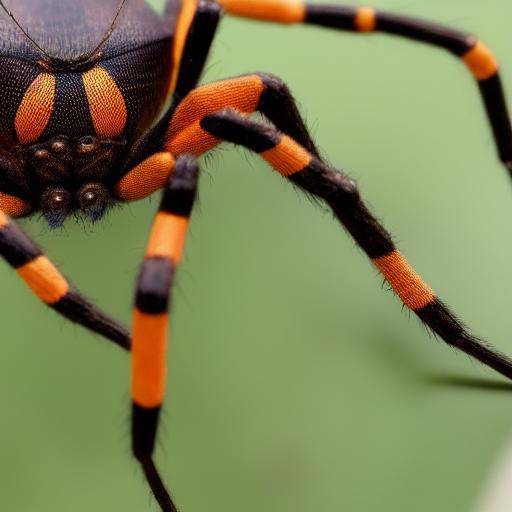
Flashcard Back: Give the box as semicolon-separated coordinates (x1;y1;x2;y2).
0;0;176;224
2;1;512;511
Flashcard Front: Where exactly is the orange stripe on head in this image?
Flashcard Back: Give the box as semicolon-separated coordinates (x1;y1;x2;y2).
166;122;220;156
15;73;55;145
170;0;199;92
355;7;377;32
132;310;169;408
261;135;313;177
463;41;499;80
219;0;306;23
115;152;175;202
17;255;69;304
82;66;127;139
374;250;436;311
0;193;31;217
146;212;189;263
168;75;265;138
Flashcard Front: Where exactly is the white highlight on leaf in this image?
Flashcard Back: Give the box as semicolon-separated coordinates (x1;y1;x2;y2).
475;441;512;512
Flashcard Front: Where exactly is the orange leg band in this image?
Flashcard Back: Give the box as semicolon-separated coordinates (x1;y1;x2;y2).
373;251;436;311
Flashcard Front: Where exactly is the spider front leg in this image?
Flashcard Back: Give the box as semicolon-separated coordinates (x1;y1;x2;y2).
217;0;512;174
194;108;512;380
130;155;199;512
0;198;129;349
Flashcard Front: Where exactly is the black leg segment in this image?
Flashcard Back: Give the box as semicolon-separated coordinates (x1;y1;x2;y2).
131;156;200;512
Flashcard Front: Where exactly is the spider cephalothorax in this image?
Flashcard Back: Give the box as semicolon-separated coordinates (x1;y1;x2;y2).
1;1;512;512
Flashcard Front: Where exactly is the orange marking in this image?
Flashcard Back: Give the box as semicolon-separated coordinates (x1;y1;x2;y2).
82;66;127;139
115;152;175;201
463;41;499;81
355;7;377;32
374;251;436;311
15;73;55;145
219;0;306;23
132;310;169;408
171;0;199;92
166;122;219;156
146;212;189;263
168;75;265;138
261;135;313;176
0;211;9;228
0;193;30;217
17;256;69;304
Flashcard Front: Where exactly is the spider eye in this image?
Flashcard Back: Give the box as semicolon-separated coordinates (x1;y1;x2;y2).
78;182;109;222
51;137;69;153
33;148;50;160
78;135;99;154
41;187;71;228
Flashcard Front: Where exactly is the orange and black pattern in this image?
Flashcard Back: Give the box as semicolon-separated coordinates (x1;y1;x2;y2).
131;155;198;512
217;1;512;171
2;1;512;512
200;109;512;379
164;72;319;159
23;42;171;143
0;210;129;348
304;5;511;168
172;1;221;102
0;0;176;221
116;0;221;182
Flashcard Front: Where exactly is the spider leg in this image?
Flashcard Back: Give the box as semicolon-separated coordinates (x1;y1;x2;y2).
172;0;222;103
131;155;199;512
186;107;512;380
216;0;512;174
115;72;316;202
115;0;221;180
0;209;129;349
167;73;320;157
127;75;512;379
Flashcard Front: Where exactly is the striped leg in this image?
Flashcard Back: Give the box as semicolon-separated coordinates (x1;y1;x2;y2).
114;0;221;184
217;0;512;173
197;108;512;379
167;73;320;158
131;155;198;512
115;73;319;203
171;0;222;103
0;211;129;349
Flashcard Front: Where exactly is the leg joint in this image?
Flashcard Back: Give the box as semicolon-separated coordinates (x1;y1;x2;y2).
255;73;320;156
258;72;289;96
257;72;295;115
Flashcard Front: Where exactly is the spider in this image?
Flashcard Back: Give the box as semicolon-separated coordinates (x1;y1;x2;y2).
0;0;511;510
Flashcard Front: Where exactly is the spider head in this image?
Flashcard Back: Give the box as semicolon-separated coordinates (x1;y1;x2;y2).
17;134;126;228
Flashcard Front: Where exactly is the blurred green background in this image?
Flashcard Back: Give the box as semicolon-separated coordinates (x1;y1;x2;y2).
1;0;512;510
